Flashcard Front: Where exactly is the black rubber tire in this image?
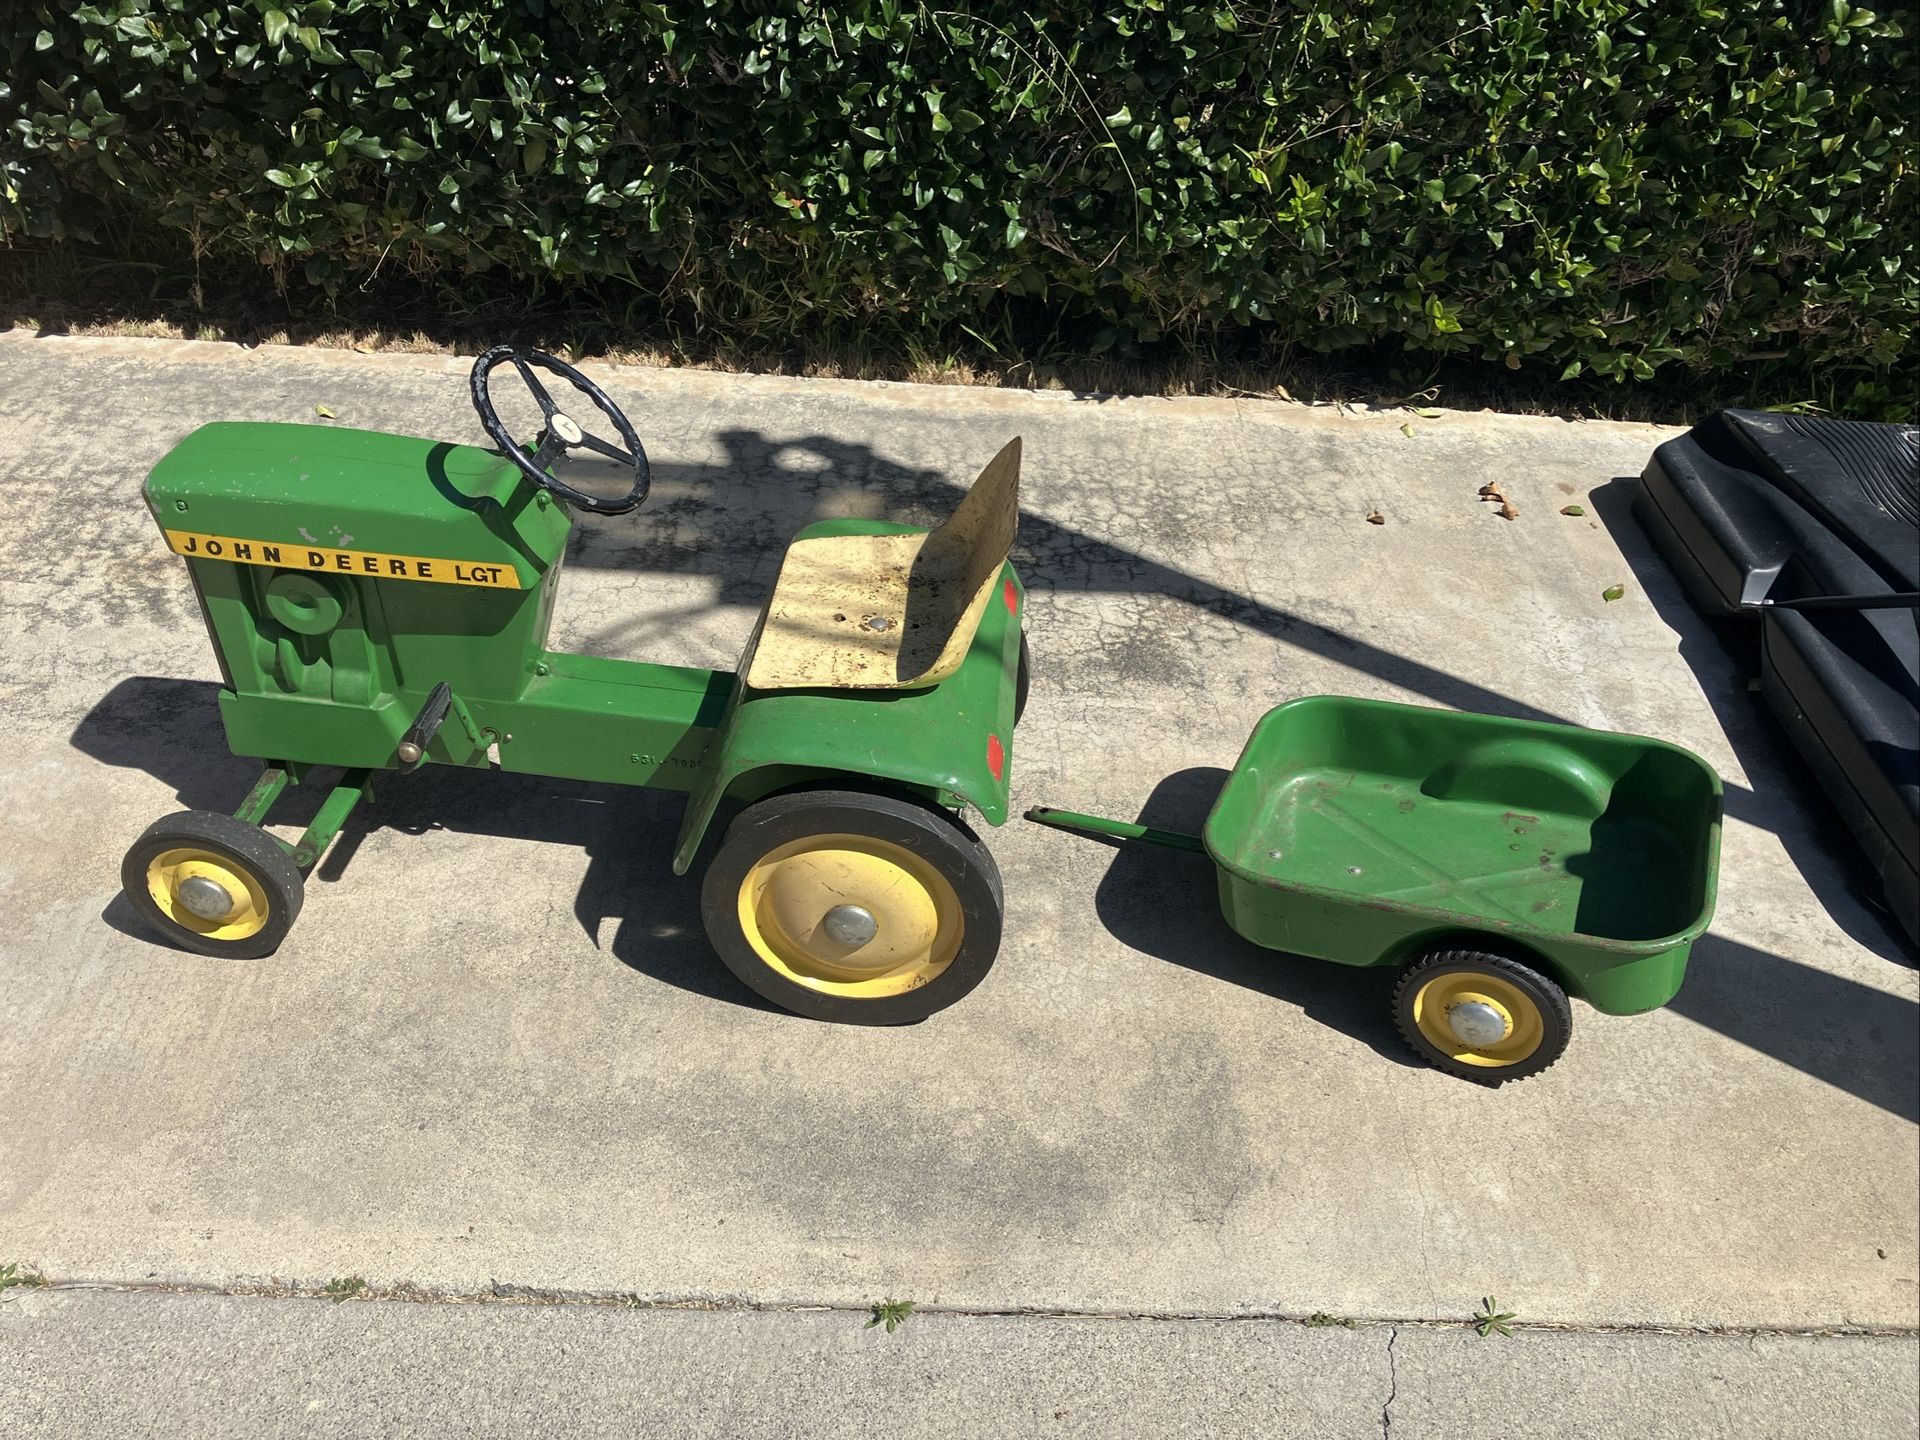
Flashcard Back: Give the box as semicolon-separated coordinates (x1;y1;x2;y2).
701;788;1004;1025
1013;631;1032;727
121;810;305;960
1392;947;1573;1084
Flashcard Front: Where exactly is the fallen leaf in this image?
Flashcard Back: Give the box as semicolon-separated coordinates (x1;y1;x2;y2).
1505;352;1522;370
1497;500;1520;520
1366;509;1386;525
1603;583;1626;603
1560;504;1585;516
1478;481;1505;502
316;404;336;418
1400;422;1416;437
1412;407;1442;419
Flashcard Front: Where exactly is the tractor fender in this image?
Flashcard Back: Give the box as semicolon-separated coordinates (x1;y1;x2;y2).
672;562;1024;874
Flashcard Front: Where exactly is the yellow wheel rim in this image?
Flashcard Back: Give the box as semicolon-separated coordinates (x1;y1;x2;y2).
146;847;272;942
1410;971;1545;1068
737;833;961;999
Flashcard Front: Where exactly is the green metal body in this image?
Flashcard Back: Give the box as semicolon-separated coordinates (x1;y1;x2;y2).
1033;697;1722;1015
144;422;1022;866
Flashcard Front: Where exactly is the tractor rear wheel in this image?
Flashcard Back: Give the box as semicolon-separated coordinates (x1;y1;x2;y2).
1014;632;1031;726
121;810;305;960
701;788;1003;1024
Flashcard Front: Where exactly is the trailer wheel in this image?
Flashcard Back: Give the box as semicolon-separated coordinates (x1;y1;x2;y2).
1392;947;1571;1083
701;788;1003;1025
121;810;305;960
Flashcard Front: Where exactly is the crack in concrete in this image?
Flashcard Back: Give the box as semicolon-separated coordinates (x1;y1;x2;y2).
16;1277;1919;1339
1380;1325;1399;1440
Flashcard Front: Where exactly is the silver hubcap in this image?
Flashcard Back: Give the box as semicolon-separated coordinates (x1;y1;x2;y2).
176;874;235;921
820;904;878;949
1447;1000;1511;1048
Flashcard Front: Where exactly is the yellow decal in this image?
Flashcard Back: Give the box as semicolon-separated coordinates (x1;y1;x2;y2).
164;529;521;590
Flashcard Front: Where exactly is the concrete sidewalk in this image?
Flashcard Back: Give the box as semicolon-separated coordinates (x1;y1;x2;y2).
6;1287;1915;1440
0;331;1914;1426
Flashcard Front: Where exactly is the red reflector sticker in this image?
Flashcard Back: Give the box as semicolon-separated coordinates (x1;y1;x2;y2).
986;733;1005;780
1002;578;1019;614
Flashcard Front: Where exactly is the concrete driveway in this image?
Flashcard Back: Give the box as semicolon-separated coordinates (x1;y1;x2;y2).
1;332;1913;1431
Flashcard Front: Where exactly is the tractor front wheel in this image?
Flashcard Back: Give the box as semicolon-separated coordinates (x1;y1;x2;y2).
1392;947;1572;1083
121;810;305;960
701;788;1003;1024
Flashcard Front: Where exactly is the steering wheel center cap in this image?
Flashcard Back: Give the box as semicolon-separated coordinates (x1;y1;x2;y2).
549;412;584;445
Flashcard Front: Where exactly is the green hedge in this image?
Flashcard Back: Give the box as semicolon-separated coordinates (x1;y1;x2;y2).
4;1;1914;406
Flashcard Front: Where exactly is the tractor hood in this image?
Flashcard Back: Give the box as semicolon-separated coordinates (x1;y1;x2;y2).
143;421;568;591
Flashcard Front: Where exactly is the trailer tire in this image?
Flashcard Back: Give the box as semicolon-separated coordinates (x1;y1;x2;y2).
122;810;305;960
702;788;1003;1025
1393;947;1572;1083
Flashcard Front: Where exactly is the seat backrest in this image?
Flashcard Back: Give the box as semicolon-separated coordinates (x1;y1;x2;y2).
742;436;1021;690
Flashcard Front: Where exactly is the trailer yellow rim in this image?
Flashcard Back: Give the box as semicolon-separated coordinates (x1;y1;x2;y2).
146;847;272;942
737;834;961;998
1410;971;1544;1068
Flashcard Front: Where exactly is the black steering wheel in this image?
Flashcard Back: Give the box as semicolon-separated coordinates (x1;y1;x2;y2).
469;345;651;515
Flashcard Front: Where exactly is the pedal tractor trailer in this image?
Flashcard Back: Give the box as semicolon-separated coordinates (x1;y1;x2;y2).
121;347;1029;1025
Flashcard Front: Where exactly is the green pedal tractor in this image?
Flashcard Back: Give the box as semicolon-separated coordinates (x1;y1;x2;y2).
122;347;1028;1024
122;346;1723;1078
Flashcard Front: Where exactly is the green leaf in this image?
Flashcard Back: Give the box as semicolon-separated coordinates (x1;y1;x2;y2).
1560;505;1586;516
1602;584;1626;603
522;137;548;175
263;168;299;188
263;9;291;44
316;404;336;418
